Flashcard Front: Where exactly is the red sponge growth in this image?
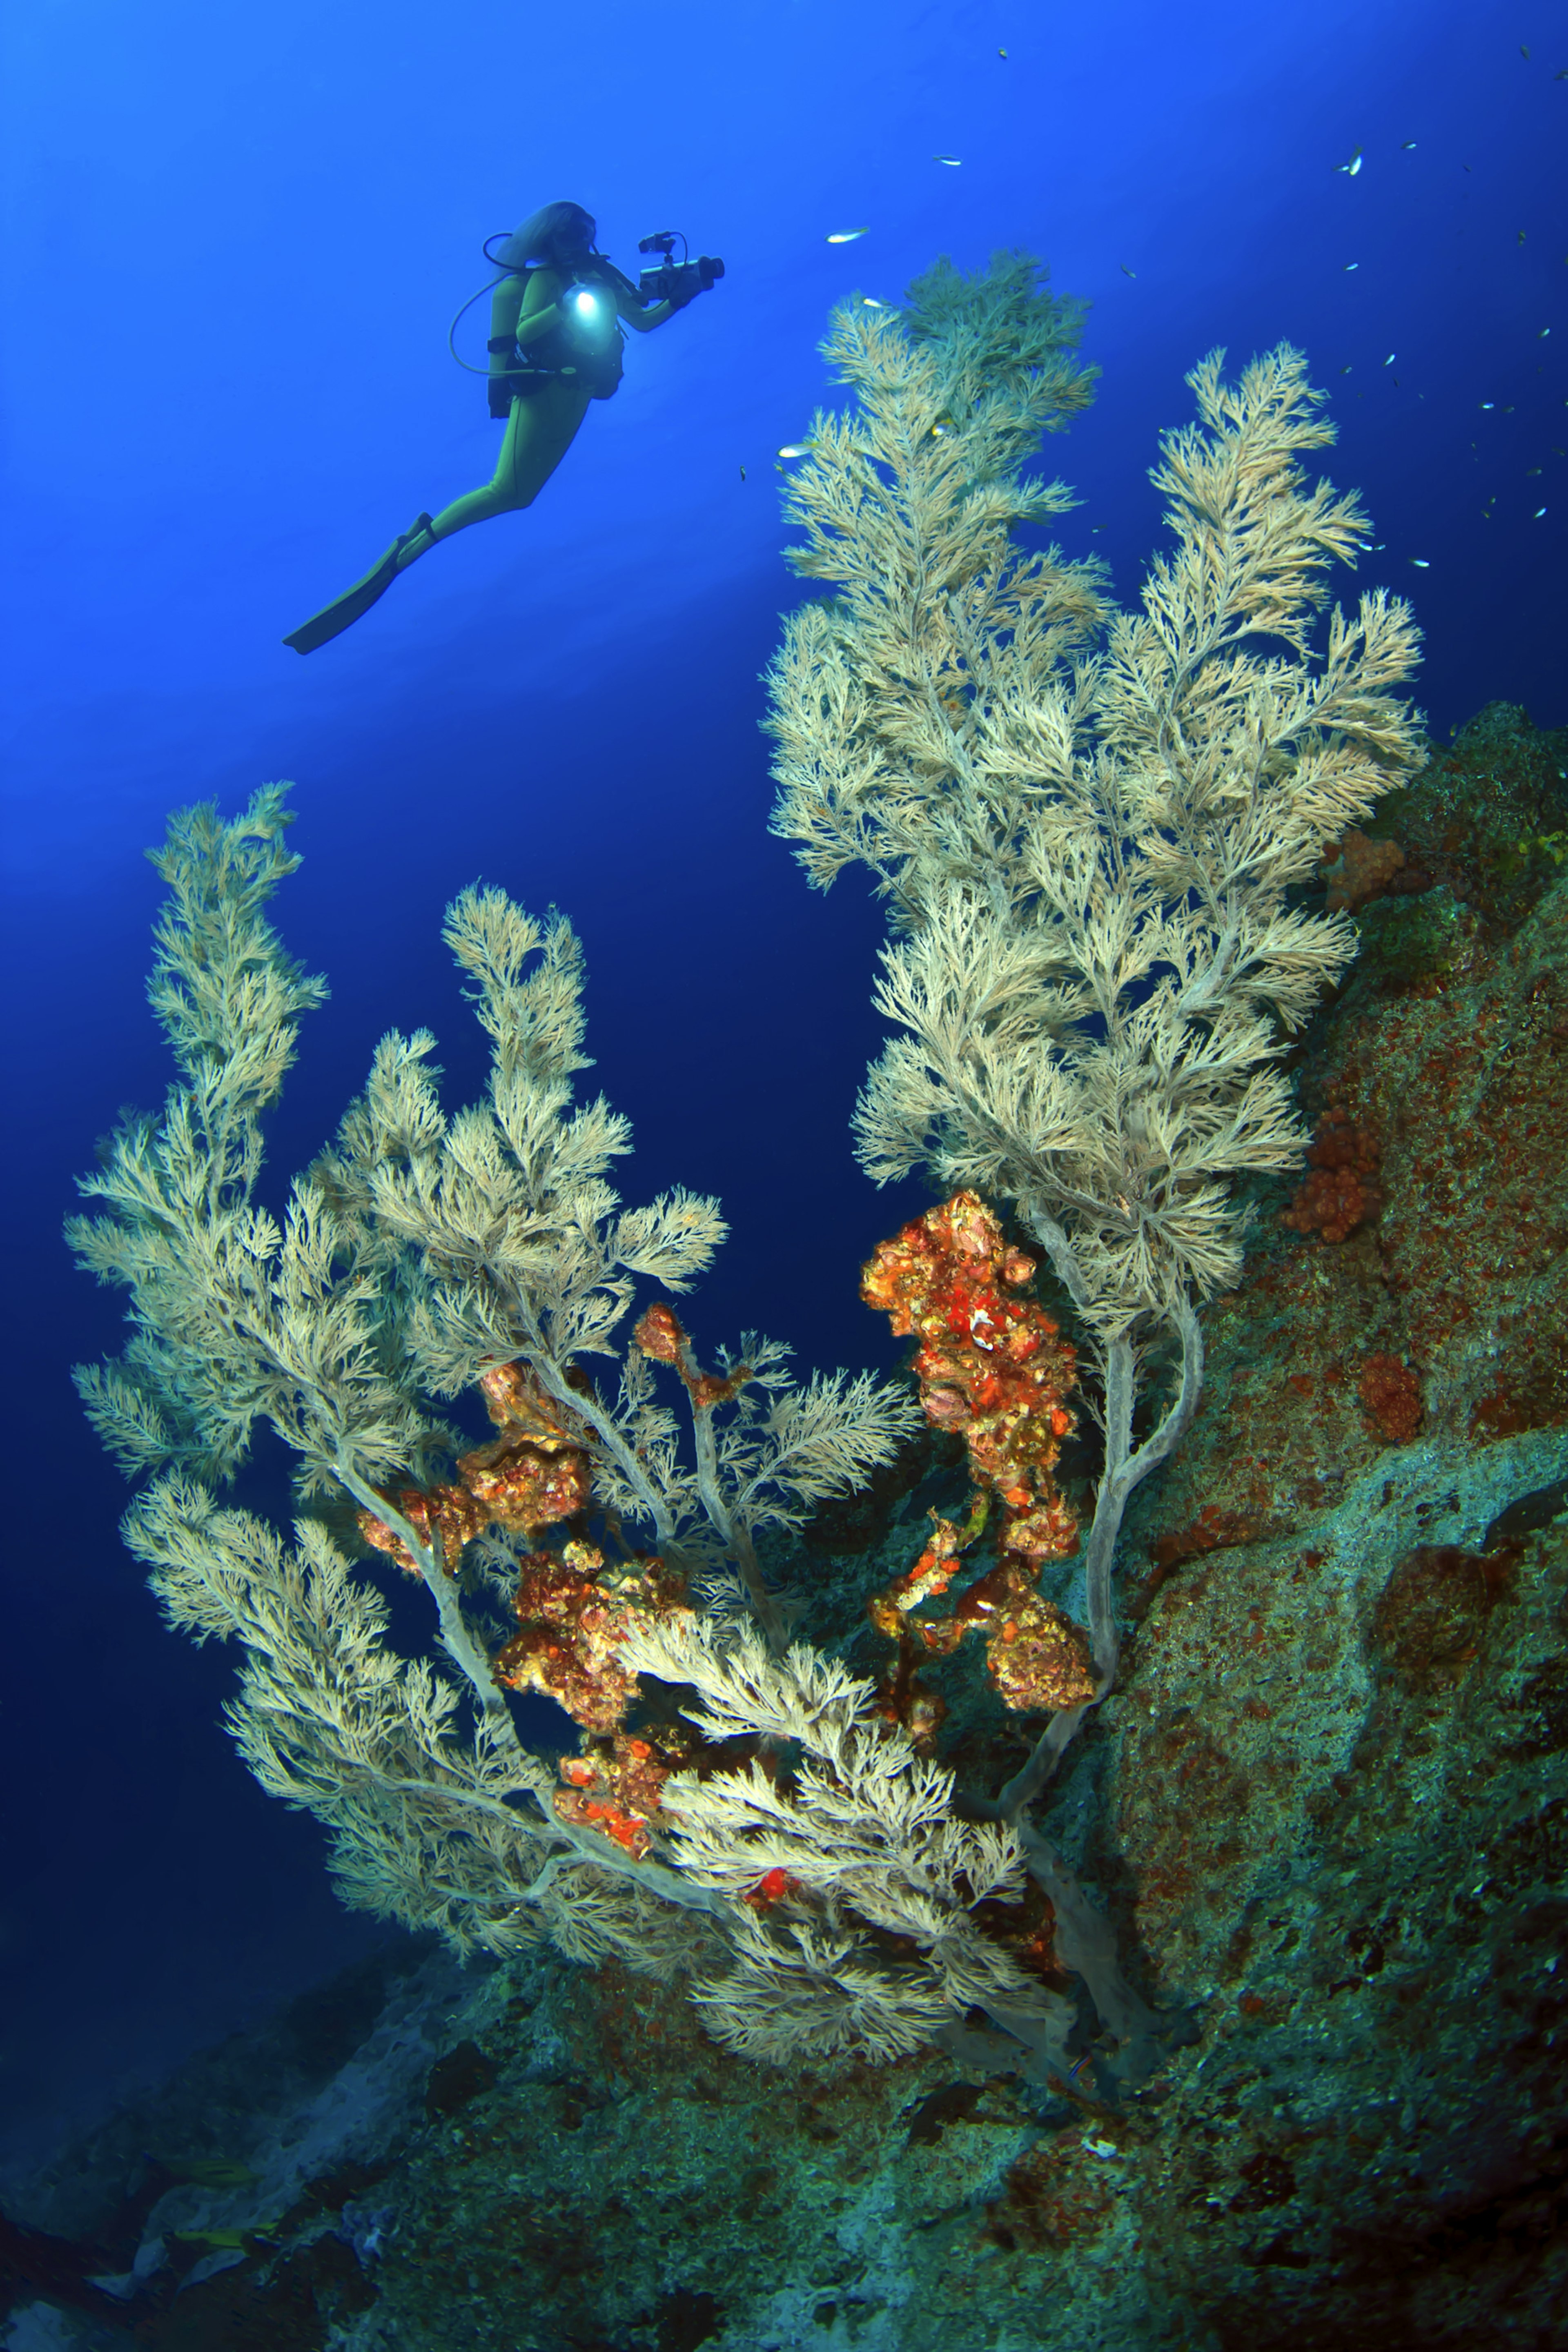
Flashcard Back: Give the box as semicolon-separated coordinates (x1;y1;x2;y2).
1358;1353;1424;1446
1282;1102;1383;1245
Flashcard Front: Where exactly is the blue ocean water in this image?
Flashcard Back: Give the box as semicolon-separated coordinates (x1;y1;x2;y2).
1;0;1561;2169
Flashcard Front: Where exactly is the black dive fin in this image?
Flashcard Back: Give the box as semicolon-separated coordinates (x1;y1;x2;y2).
283;516;434;655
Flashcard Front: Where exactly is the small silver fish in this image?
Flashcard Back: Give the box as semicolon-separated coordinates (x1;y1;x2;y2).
1120;264;1136;277
1401;140;1417;149
1384;352;1396;365
861;296;886;308
1337;148;1363;175
826;227;869;244
1536;508;1548;519
933;155;962;166
1410;557;1430;568
777;443;814;459
1345;261;1359;270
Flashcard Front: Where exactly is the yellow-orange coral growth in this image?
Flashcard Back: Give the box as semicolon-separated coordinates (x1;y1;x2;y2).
862;1191;1079;1566
358;1364;591;1572
862;1192;1094;1718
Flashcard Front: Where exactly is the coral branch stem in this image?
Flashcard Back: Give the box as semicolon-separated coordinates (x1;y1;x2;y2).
332;1457;521;1746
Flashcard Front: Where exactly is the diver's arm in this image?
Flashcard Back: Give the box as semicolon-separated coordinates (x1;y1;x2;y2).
617;288;675;333
589;256;673;332
511;267;569;353
514;303;568;346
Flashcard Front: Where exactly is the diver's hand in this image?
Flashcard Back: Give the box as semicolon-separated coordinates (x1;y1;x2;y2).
668;270;719;313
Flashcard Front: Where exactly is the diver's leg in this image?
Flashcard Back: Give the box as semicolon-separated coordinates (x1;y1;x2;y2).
394;385;588;564
282;387;588;652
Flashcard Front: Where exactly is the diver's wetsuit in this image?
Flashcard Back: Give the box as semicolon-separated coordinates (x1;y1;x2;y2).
283;263;675;654
405;263;673;555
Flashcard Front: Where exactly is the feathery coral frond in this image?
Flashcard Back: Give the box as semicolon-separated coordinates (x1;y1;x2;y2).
614;1615;1041;2060
73;789;937;2066
771;310;1423;1346
768;263;1422;1802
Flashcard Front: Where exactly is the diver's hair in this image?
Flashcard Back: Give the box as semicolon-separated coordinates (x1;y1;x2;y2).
496;200;597;270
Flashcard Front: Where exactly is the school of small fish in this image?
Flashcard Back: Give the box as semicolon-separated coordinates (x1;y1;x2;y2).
752;33;1561;544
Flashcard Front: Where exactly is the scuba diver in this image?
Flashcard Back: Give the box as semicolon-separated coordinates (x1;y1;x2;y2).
284;200;721;654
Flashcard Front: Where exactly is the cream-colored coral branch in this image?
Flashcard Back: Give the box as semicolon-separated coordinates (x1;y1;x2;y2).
768;260;1423;1788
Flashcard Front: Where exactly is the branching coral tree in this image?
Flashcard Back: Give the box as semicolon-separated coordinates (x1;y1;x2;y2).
768;254;1425;1801
70;789;1095;2069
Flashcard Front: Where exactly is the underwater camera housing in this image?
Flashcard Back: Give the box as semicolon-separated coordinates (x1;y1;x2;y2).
637;229;725;307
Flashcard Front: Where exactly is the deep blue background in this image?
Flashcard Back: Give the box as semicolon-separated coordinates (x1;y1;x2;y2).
2;0;1562;2169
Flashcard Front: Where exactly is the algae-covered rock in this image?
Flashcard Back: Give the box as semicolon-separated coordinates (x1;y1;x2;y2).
10;713;1568;2352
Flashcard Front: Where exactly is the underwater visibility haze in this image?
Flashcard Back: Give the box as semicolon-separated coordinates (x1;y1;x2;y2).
2;1;1566;2345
